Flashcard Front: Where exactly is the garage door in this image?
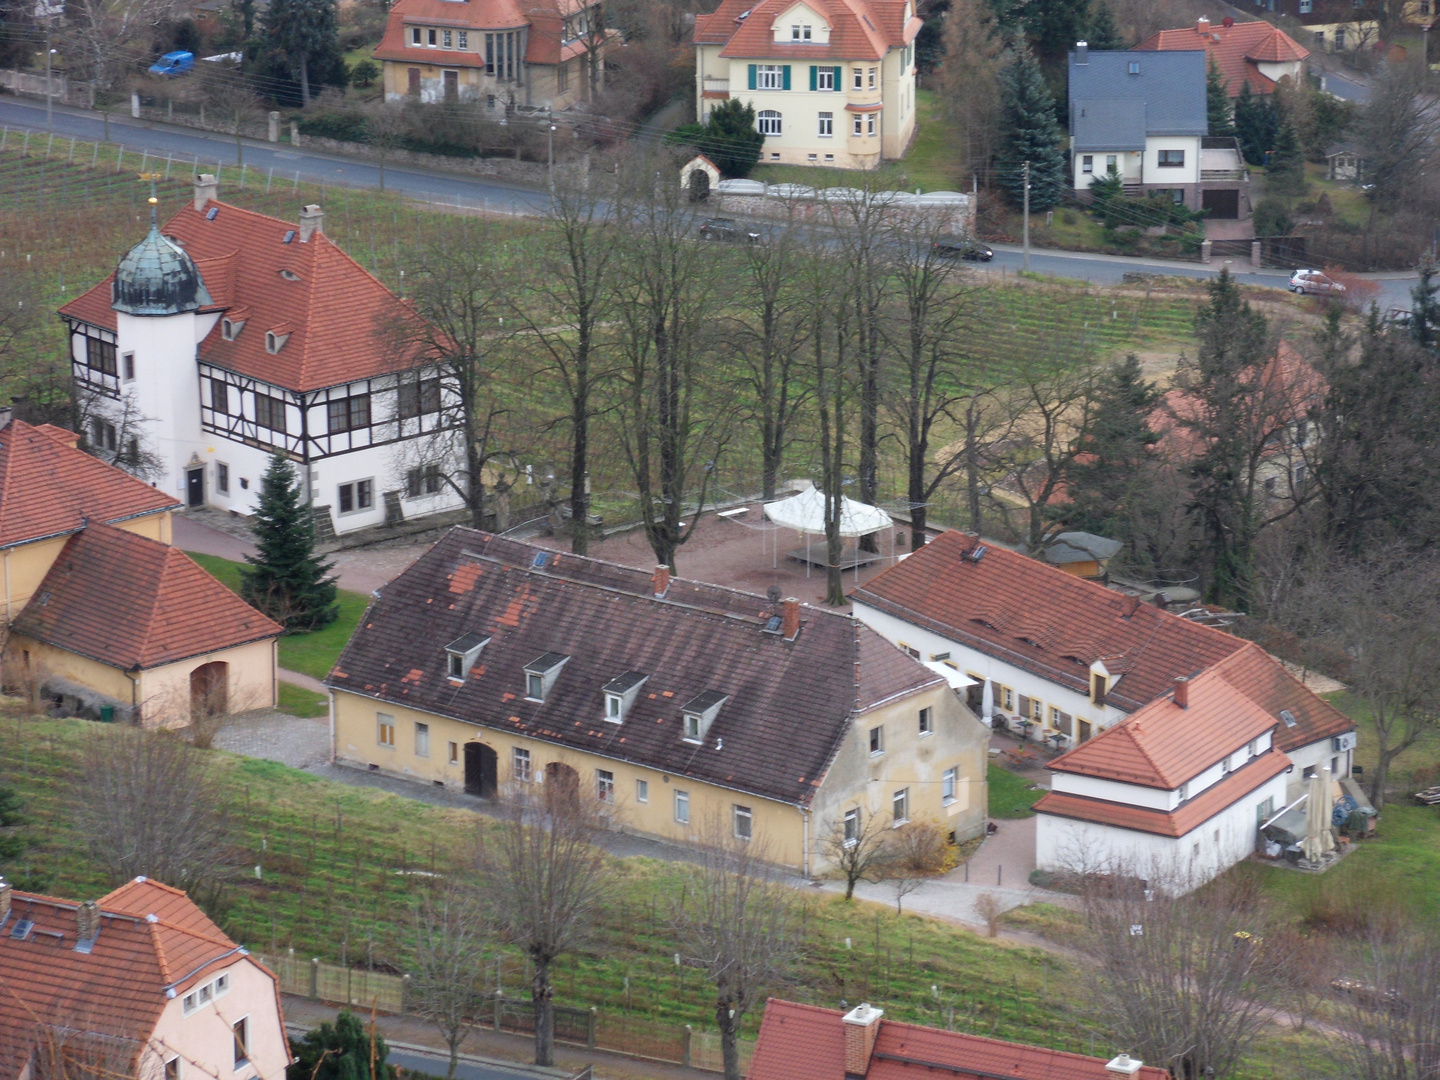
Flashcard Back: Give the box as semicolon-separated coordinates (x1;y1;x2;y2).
1202;188;1240;219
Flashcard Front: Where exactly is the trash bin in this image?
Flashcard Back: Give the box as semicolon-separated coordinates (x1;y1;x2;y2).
99;704;115;723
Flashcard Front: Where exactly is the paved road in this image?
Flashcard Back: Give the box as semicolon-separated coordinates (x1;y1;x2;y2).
388;1046;545;1080
0;96;1417;309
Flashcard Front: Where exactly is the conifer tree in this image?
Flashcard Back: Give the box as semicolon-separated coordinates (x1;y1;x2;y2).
1233;83;1277;166
1066;353;1161;546
997;45;1065;210
1411;256;1440;351
1206;59;1234;136
241;453;338;633
1265;109;1306;198
1086;0;1125;50
287;1011;396;1080
262;0;340;106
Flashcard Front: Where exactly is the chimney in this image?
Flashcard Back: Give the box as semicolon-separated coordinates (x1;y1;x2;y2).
781;597;801;641
76;900;100;943
651;565;671;598
842;1003;883;1076
1075;39;1089;63
1106;1054;1145;1078
1197;16;1210;33
1173;676;1189;709
0;878;10;923
298;204;325;243
193;173;218;212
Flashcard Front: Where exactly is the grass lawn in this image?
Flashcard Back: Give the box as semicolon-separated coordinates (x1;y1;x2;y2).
277;681;330;718
3;718;1095;1053
184;552;370;680
988;763;1044;819
1300;163;1371;228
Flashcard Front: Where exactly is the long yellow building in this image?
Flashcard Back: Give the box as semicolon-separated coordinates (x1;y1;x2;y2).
328;531;991;875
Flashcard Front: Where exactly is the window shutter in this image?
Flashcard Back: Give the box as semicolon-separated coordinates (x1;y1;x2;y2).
809;64;817;91
833;65;843;89
782;64;791;90
747;63;757;90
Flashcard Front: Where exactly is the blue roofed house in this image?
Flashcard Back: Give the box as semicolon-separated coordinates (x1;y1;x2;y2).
1068;44;1251;222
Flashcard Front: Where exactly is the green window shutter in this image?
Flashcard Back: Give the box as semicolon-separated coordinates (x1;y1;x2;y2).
782;65;791;90
833;65;843;90
809;65;817;91
748;64;757;90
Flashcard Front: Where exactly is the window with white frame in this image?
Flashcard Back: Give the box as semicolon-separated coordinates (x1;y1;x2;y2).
526;672;544;699
459;30;468;47
442;29;452;47
867;67;876;88
674;789;690;824
180;972;231;1015
216;462;229;495
233;1017;249;1068
758;110;782;135
1157;149;1185;168
757;64;784;89
942;768;957;804
853;67;863;89
165;1058;180;1080
122;352;135;381
448;741;458;764
328;394;372;434
512;746;532;782
892;788;909;825
377;714;395;747
734;804;753;840
636;778;649;803
853;114;864;135
843;807;858;844
817;67;835;90
869;725;884;755
867;113;876;136
597;769;615;801
414;722;430;758
427;28;437;45
684;713;702;742
918;707;932;735
818;112;833;136
1082;154;1094;173
337;479;374;514
411;26;422;44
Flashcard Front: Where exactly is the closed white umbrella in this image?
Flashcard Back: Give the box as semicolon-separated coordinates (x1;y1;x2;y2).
1301;768;1336;863
981;677;995;726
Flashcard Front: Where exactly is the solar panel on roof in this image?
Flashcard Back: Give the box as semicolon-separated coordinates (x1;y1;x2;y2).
283;230;296;244
9;918;33;940
533;551;551;568
205;206;219;221
1280;709;1297;728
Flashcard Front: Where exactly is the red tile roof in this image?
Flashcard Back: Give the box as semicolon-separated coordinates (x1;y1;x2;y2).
59;201;426;393
1035;750;1290;837
12;522;281;670
373;0;594;66
696;0;918;60
851;530;1350;755
1136;19;1307;96
748;999;1170;1080
0;879;265;1080
0;420;178;550
330;530;942;807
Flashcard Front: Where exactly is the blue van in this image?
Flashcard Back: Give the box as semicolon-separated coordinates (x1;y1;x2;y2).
148;51;195;77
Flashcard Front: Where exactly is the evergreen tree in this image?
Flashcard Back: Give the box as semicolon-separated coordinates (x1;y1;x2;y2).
1233;82;1277;166
1066;353;1161;546
1086;0;1125;50
1412;255;1440;351
0;783;25;864
241;453;338;633
261;0;341;106
1206;59;1233;136
1020;0;1091;66
288;1011;397;1080
997;45;1065;211
701;98;766;178
1265;108;1306;197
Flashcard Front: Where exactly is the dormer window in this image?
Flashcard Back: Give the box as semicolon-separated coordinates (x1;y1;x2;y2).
445;632;490;682
221;317;245;340
265;330;290;354
680;690;728;744
601;671;649;723
523;652;569;702
279;269;301;281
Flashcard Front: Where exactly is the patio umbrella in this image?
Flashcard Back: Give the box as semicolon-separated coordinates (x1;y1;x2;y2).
1301;768;1336;863
981;676;994;725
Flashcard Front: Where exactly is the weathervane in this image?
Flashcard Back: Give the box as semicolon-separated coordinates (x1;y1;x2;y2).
138;171;163;225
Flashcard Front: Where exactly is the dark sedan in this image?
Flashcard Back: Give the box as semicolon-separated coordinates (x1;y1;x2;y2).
933;238;993;261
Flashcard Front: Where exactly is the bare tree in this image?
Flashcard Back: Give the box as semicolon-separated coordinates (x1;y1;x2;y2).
74;729;232;904
1328;919;1440;1080
1357;61;1440;212
934;0;1003;182
411;880;490;1079
671;822;800;1080
73;388;166;481
363;101;410;192
476;784;611;1066
66;0;183;94
1080;863;1288;1080
818;806;889;900
29;1017;144;1080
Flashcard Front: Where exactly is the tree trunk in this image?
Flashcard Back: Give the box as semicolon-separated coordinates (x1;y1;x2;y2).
445;1035;461;1080
465;414;488;530
300;53;311;108
568;352;590;555
533;959;555;1066
717;1000;742;1080
857;343;880;553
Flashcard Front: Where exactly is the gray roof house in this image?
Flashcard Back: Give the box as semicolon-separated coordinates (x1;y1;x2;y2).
1067;44;1250;223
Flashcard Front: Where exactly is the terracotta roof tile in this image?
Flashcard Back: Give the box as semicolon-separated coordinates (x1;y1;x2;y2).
12;522;281;670
60;202;426;392
1036;751;1290;837
1135;20;1307;96
329;529;942;807
749;999;1171;1080
374;0;592;65
701;0;910;60
0;420;178;549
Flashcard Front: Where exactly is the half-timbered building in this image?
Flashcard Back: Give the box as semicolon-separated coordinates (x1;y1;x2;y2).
58;174;461;536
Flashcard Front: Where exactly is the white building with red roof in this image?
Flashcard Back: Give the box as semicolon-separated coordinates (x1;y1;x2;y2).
0;876;289;1080
693;0;921;169
1136;17;1308;98
59;176;464;538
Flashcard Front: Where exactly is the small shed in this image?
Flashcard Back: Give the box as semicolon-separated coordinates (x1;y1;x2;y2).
680;154;721;201
1326;142;1361;181
1036;531;1123;580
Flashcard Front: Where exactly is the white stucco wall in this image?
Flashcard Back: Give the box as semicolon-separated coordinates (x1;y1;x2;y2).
1283;735;1353;802
145;957;288;1080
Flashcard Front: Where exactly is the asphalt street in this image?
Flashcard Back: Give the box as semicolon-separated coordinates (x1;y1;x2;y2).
388;1047;544;1080
0;96;1419;311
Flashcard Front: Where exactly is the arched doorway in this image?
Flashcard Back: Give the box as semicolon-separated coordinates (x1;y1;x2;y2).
688;168;710;203
464;742;498;798
189;661;228;723
544;761;579;811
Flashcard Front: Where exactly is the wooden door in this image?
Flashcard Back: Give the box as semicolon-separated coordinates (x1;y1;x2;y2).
407;67;421;96
464;742;497;798
190;661;228;722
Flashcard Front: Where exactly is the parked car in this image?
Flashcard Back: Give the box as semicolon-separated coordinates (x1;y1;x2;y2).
933;238;994;262
698;218;760;243
1288;269;1345;296
148;51;195;77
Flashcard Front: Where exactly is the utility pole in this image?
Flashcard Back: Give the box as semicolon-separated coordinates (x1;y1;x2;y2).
44;17;55;130
1022;160;1031;272
547;109;556;192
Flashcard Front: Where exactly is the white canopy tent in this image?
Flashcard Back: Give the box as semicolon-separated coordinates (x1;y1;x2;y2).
761;487;895;577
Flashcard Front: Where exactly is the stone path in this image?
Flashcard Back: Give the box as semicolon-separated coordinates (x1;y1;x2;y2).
214;709;330;769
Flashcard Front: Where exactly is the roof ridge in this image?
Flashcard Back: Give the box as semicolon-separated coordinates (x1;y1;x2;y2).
100;877;190;906
148;919;173;983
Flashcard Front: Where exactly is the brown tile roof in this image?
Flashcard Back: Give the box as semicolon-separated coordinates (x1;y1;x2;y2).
1035;750;1290;837
0;880;257;1080
12;523;281;670
1136;19;1307;96
696;0;916;60
328;529;941;807
373;0;592;66
0;421;178;549
59;201;426;393
851;531;1351;754
748;999;1170;1080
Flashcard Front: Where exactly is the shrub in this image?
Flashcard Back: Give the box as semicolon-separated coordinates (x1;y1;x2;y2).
1252;197;1294;238
349;59;379;88
297;109;370;143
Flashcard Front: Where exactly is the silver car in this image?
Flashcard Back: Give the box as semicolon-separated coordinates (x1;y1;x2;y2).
1289;269;1346;296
